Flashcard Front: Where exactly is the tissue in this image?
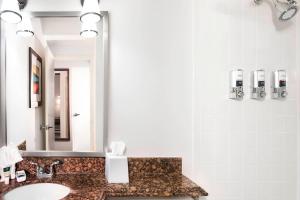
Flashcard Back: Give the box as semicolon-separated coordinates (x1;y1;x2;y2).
105;141;129;183
110;141;126;156
0;144;23;168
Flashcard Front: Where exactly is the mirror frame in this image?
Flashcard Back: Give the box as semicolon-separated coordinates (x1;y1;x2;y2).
0;20;7;147
54;68;71;142
0;11;109;157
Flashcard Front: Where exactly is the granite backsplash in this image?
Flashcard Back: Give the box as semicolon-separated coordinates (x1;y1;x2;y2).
17;157;182;178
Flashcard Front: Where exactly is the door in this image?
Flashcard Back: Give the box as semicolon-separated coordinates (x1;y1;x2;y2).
44;48;55;150
71;66;91;151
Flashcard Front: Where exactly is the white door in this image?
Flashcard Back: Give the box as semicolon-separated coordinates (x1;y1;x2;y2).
71;66;91;151
44;48;55;150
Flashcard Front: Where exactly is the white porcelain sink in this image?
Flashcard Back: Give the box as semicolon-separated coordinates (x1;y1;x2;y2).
4;183;70;200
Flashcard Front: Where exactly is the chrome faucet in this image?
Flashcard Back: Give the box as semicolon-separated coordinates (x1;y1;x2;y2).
30;160;63;179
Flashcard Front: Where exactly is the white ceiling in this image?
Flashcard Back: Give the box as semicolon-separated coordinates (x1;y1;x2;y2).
47;40;94;59
41;17;81;35
37;17;95;60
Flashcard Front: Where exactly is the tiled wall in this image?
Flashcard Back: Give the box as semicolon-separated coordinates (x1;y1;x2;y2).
193;1;299;200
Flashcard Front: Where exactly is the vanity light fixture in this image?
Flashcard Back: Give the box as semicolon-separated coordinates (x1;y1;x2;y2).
80;0;101;23
80;22;98;38
16;12;34;37
0;0;22;24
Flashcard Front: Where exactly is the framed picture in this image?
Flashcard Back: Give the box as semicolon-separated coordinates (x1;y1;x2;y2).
29;47;42;108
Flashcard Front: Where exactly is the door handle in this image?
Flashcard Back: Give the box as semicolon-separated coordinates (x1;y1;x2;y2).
40;125;54;130
73;113;80;117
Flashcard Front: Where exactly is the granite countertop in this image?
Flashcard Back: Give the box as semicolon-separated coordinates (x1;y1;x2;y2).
0;173;207;200
0;174;105;200
0;157;208;200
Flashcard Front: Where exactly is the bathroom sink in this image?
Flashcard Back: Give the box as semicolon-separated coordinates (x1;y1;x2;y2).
4;183;70;200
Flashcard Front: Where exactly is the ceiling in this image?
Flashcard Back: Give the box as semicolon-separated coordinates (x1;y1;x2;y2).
47;40;94;59
38;17;95;60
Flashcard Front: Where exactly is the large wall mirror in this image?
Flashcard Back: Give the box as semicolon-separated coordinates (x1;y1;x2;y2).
0;11;108;156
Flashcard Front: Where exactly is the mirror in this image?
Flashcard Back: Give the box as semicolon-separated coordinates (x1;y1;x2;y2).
54;69;70;141
0;12;108;155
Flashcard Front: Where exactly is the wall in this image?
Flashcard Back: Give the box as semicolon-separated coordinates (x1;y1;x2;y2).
5;23;46;150
24;0;81;12
101;0;194;176
193;1;299;200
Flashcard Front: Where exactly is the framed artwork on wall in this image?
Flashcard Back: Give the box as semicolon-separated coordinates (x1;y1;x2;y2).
29;47;42;108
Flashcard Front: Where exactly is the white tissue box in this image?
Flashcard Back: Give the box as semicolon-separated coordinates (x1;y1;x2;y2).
105;154;129;184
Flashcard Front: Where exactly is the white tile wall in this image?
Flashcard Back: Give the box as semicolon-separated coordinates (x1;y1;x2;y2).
193;1;299;200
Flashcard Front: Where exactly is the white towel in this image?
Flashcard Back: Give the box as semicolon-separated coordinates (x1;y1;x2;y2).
0;144;23;168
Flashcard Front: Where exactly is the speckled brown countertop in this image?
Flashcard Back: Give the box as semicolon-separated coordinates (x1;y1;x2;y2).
0;157;208;200
0;174;105;200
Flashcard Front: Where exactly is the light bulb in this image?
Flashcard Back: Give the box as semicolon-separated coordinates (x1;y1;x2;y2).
0;0;22;24
80;0;101;23
80;22;98;38
16;13;34;37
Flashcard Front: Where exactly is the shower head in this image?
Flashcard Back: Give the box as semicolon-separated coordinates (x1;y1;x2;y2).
279;1;298;20
274;0;298;21
254;0;298;21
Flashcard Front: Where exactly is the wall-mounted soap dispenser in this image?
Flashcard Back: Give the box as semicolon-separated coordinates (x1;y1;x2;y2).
229;69;244;100
271;70;287;99
251;70;266;100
